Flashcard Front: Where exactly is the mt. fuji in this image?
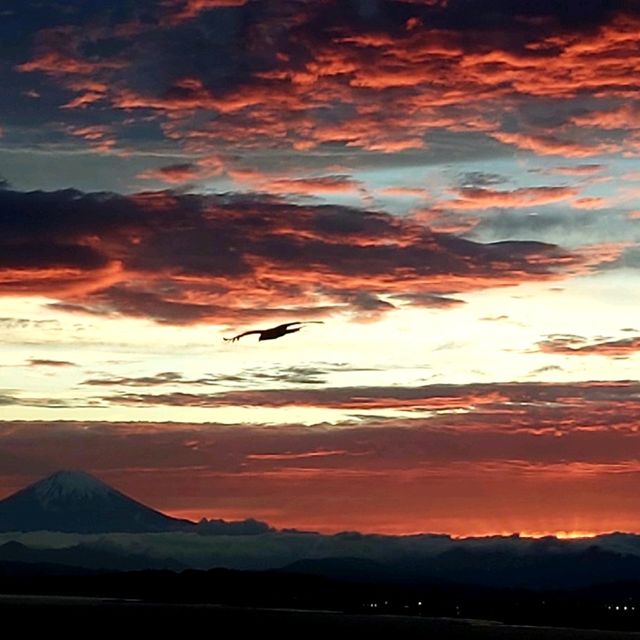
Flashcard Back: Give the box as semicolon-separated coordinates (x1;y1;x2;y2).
0;470;194;533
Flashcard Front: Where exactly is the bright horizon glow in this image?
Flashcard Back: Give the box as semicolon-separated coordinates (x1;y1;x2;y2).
162;506;616;539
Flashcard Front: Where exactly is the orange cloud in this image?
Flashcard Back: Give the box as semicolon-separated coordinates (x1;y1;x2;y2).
165;0;249;24
16;51;124;76
65;125;118;153
571;104;640;130
60;79;111;109
490;131;620;157
409;207;479;234
246;450;350;461
548;164;604;176
571;197;608;209
0;261;124;298
446;186;578;209
256;175;365;196
378;187;430;198
137;163;201;184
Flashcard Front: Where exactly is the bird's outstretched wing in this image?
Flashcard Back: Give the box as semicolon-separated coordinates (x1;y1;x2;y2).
223;330;262;343
272;321;324;330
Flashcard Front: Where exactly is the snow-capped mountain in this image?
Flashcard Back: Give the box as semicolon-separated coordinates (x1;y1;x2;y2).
32;470;112;506
0;470;194;533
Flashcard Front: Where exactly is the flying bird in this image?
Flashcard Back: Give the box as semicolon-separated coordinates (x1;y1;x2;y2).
224;321;323;343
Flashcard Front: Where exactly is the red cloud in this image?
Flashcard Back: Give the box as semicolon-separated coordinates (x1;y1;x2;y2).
254;175;365;196
571;197;608;209
66;125;117;153
246;450;350;461
571;104;640;130
548;165;604;176
378;187;430;198
445;186;578;209
490;132;620;157
137;163;202;184
165;0;249;24
0;261;124;298
16;51;124;76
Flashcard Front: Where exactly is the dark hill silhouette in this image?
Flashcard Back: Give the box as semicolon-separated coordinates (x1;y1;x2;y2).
0;559;100;577
0;541;185;572
390;545;640;590
280;557;394;583
1;562;640;633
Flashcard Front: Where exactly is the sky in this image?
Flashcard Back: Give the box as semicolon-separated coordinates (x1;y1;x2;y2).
2;0;640;537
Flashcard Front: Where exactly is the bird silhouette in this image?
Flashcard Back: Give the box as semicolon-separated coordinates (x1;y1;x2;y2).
224;321;323;343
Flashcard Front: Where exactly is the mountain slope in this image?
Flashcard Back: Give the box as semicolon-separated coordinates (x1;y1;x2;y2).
0;470;194;533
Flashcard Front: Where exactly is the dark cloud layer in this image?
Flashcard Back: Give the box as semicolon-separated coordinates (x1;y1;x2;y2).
99;379;640;415
539;334;640;357
28;359;77;367
0;188;580;324
8;379;640;470
4;0;640;162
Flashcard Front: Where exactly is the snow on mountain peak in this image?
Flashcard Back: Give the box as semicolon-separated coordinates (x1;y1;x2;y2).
32;470;112;505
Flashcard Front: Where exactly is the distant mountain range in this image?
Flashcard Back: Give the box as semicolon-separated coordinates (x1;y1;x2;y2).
0;540;184;572
4;471;640;591
280;547;640;590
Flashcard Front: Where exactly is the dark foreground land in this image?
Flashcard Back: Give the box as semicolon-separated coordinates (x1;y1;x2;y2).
2;596;640;638
4;564;640;635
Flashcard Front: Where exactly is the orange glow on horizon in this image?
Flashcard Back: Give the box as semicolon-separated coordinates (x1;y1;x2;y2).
452;530;603;540
165;508;623;539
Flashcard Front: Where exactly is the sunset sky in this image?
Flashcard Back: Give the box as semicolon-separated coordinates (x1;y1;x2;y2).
2;0;640;537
